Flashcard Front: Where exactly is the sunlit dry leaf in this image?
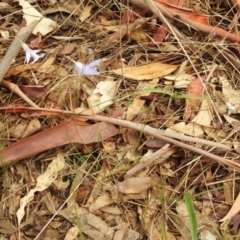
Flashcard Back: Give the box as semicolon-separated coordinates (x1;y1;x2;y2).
168;100;212;137
6;63;40;76
21;118;41;138
113;223;128;240
79;5;93;22
220;76;240;107
220;193;240;222
19;0;57;35
16;153;65;226
199;231;217;240
113;62;178;80
100;206;122;214
224;114;240;125
38;55;56;74
59;43;77;55
167;122;203;137
64;226;79;240
0;220;17;235
87;79;117;113
103;142;116;152
130;28;148;44
164;72;194;88
54;178;70;190
191;100;212;126
126;79;159;120
89;194;113;212
204;127;226;142
59;207;115;239
117;177;152;194
0;30;9;39
0;2;12;10
8;183;23;215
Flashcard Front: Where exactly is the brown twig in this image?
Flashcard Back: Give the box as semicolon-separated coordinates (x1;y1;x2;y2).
1;80;39;108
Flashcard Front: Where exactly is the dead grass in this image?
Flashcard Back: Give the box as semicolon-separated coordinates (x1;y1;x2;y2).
0;0;240;239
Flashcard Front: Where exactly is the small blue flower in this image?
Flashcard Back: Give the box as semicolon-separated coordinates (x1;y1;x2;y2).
67;57;101;76
22;43;45;64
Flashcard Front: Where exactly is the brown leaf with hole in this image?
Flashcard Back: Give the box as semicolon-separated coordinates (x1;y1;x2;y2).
1;121;119;166
117;177;152;194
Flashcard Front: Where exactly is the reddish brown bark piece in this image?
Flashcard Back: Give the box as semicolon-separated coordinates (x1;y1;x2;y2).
1;121;119;166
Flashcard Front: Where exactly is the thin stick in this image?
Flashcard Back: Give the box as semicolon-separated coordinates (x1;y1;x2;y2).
79;113;240;171
1;80;39;108
0;106;231;151
0;106;237;170
0;106;232;151
124;145;177;178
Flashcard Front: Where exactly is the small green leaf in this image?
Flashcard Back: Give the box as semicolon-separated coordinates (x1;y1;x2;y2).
184;192;198;240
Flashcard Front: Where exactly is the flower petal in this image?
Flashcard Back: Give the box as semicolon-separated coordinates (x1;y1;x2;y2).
83;66;100;75
22;43;31;63
24;51;31;64
87;59;102;68
75;62;85;75
22;43;44;64
31;51;45;63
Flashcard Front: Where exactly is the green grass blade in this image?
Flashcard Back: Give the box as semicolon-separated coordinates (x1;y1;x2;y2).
184;192;198;240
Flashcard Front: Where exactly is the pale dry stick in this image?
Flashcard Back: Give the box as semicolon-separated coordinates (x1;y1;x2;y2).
0;106;231;151
185;122;240;167
124;144;177;178
79;113;240;171
1;80;39;108
79;113;231;151
0;20;39;85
